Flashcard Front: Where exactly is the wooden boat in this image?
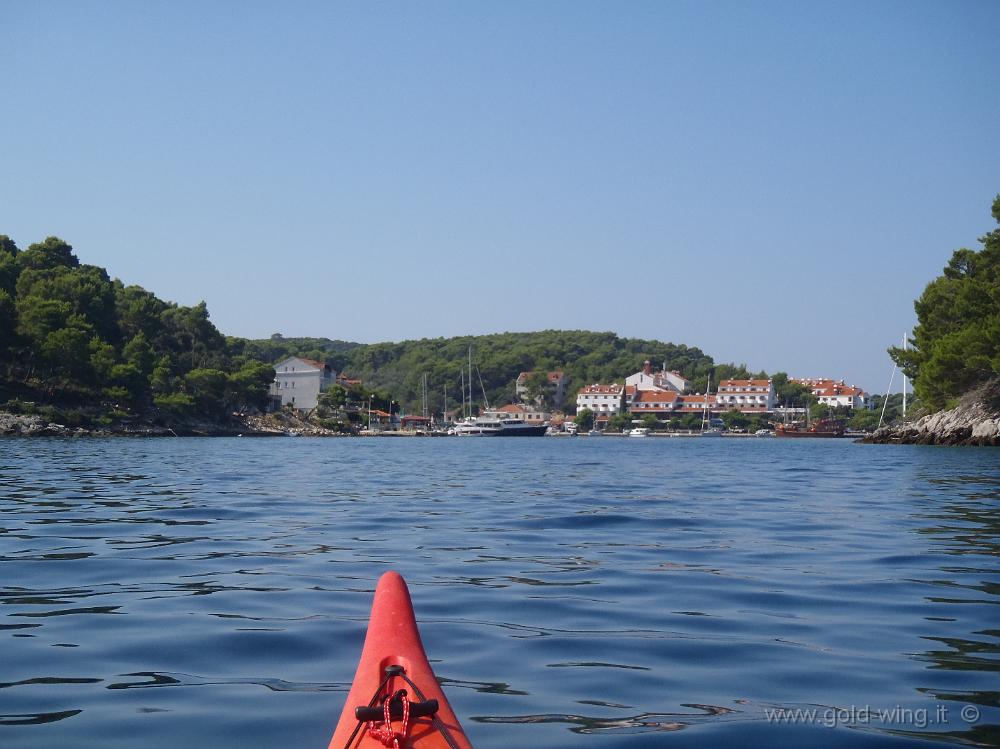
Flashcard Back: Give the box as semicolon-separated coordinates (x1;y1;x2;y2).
774;418;846;438
329;572;473;749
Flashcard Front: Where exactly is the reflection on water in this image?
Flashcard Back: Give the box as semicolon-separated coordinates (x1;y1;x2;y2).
0;710;82;726
0;438;998;748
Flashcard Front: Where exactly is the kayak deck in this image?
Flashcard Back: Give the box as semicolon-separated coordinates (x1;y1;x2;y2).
329;572;473;749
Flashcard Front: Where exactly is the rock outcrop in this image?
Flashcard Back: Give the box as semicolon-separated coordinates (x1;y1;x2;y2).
243;412;348;437
0;409;354;438
865;381;1000;446
0;413;90;437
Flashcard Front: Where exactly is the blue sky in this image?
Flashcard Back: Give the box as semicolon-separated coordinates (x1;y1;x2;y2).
2;1;998;392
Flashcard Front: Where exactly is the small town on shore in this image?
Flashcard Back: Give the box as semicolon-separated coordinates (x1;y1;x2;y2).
267;354;887;438
4;193;997;443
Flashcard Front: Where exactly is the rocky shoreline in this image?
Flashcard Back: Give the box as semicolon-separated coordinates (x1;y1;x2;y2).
0;411;348;438
864;382;1000;446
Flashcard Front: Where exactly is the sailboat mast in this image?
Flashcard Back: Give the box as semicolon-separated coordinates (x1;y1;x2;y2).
468;346;473;416
702;374;711;431
422;372;428;419
476;365;490;411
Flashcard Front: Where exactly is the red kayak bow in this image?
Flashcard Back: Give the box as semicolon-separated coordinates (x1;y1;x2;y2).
329;572;473;749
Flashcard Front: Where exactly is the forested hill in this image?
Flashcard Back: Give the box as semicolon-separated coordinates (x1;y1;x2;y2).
0;236;274;421
0;233;757;421
248;330;764;413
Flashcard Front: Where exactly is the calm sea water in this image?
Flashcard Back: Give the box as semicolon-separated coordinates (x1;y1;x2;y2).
1;437;997;748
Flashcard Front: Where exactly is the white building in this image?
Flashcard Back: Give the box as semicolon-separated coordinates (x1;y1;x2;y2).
715;379;776;412
675;393;717;414
495;403;549;424
576;383;625;416
269;356;336;411
627;389;680;416
625;361;689;393
814;382;869;409
792;378;869;410
627;390;717;416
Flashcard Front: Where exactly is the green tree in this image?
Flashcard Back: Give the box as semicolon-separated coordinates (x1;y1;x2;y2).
891;196;1000;408
680;413;702;430
150;356;175;395
89;338;118;383
226;361;275;412
160;301;227;372
0;235;20;296
523;371;552;407
16;265;116;342
39;322;95;390
810;402;828;420
115;284;169;342
574;408;594;430
608;413;632;432
318;384;348;410
154;392;195;414
123;332;156;376
17;236;79;271
640;413;661;430
771;372;813;407
184;368;228;415
0;290;15;361
721;409;750;430
850;409;880;431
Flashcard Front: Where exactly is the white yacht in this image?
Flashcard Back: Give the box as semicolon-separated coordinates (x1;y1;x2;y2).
628;427;650;437
451;346;548;436
450;417;501;436
451;411;548;436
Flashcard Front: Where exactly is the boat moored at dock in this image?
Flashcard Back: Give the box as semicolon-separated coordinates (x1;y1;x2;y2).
450;412;548;436
775;418;847;438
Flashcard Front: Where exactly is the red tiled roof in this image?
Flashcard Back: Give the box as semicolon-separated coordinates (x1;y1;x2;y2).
634;390;678;404
719;379;771;388
299;357;327;370
817;385;865;397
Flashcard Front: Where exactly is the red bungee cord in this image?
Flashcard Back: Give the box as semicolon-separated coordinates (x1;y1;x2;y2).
367;688;411;749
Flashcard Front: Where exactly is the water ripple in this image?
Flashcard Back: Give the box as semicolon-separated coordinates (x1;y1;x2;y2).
1;437;998;748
